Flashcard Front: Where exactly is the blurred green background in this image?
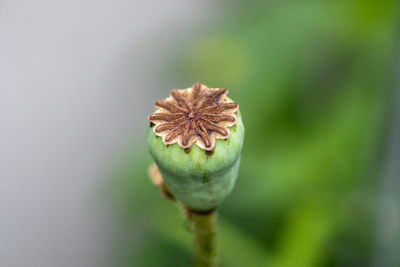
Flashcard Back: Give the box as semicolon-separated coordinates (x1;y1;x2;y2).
110;1;400;266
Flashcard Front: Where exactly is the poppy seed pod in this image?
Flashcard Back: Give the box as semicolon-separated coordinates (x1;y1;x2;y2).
147;82;244;211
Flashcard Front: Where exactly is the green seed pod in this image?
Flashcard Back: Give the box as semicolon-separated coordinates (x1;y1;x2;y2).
147;82;244;211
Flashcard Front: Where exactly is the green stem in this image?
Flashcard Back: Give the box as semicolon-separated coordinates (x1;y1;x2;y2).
189;209;218;267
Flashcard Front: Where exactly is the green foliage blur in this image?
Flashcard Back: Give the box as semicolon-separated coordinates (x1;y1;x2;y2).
110;1;400;266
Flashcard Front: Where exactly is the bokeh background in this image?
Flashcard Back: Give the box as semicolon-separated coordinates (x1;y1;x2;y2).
1;1;400;267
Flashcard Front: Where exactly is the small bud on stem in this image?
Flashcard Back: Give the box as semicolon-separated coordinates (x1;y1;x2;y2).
148;82;244;266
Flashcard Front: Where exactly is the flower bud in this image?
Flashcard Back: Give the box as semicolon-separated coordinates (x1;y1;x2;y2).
148;82;244;211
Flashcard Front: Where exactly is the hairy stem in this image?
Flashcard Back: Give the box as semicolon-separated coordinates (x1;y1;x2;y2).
189;209;218;267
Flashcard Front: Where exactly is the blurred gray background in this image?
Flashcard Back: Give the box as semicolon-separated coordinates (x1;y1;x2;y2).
0;1;215;266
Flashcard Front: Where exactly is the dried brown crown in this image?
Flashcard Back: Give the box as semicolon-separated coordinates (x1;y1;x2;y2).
148;82;239;151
